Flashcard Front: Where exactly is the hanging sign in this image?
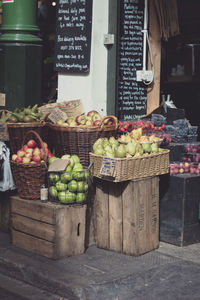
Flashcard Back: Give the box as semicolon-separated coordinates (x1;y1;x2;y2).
54;0;93;73
2;0;14;3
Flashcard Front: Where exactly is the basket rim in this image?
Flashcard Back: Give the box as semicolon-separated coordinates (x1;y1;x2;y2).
7;122;46;128
49;123;117;132
11;160;46;167
89;149;170;161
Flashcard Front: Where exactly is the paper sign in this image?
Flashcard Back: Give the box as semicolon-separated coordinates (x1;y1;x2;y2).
48;107;68;124
100;157;116;177
48;159;70;172
0;93;6;106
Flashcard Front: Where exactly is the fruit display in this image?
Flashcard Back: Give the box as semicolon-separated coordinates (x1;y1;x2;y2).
48;154;89;205
170;162;200;175
56;110;117;127
0;104;45;123
11;139;53;164
92;135;164;159
118;128;162;145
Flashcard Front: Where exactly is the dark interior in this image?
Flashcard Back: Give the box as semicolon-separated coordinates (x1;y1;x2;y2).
161;0;200;126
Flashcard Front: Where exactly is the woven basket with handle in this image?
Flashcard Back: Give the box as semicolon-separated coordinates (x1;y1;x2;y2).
7;121;49;154
11;130;48;200
49;116;118;167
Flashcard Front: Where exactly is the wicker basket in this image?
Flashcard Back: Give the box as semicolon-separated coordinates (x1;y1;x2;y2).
7;122;49;154
10;130;48;199
49;116;118;167
89;149;170;182
0;110;10;141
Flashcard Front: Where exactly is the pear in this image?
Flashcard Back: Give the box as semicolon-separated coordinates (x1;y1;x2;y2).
115;144;126;158
94;146;104;156
142;143;152;153
126;142;136;156
151;142;159;153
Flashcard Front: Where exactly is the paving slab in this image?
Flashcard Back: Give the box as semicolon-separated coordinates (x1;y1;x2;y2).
0;232;200;300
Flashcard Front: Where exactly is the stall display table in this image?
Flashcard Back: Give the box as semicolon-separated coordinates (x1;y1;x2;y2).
95;176;159;256
160;174;200;246
10;196;86;259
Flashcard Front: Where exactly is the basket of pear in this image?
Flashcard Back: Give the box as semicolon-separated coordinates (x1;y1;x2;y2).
5;104;49;154
89;136;170;182
118;128;163;146
48;154;89;205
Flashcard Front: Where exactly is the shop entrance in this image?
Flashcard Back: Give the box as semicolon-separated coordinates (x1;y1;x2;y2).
160;0;200;127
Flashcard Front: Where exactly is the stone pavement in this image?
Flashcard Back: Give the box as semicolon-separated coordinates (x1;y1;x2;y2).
0;231;200;300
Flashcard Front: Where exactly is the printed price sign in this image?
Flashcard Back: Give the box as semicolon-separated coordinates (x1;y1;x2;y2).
48;107;68;124
100;157;115;177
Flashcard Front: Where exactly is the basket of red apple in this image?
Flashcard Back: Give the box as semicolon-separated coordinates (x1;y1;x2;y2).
10;130;53;200
49;111;118;167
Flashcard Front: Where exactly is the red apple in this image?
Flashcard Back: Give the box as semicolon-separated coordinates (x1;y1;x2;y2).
195;168;200;175
17;150;25;157
22;157;31;164
23;145;29;151
48;152;54;158
32;155;41;163
26;148;33;155
75;114;86;125
184;162;190;168
27;139;36;148
11;154;18;161
33;147;40;156
16;156;23;163
25;153;32;159
87;110;99;117
93;120;101;126
92;114;102;122
179;162;184;168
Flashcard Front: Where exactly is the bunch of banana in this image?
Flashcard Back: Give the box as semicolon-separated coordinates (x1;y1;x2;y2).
0;104;45;123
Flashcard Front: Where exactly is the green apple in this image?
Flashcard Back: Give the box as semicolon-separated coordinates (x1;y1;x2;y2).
49;186;58;199
84;171;89;181
73;163;83;171
71;155;80;164
58;191;66;202
56;181;68;192
65;191;76;203
49;173;60;184
61;154;71;160
77;181;85;192
68;180;78;192
76;192;85;203
65;164;72;171
83;182;88;192
60;172;72;183
48;156;59;165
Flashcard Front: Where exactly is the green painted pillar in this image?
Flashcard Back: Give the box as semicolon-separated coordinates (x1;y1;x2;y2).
0;0;42;111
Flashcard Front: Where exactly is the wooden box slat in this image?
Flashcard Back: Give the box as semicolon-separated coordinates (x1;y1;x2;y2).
11;196;86;259
12;229;55;259
95;176;159;256
12;214;55;242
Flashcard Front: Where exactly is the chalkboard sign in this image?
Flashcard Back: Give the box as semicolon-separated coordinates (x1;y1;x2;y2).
54;0;93;73
117;0;147;121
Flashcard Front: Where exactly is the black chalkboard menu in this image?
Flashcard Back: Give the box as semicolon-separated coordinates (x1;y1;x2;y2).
117;0;147;121
54;0;93;73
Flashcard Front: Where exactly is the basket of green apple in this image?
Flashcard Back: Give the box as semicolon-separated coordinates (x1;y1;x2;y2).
48;154;89;205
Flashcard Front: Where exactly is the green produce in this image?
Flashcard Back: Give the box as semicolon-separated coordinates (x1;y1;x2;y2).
49;186;58;198
68;180;78;192
49;173;60;184
56;181;67;192
61;172;72;183
76;192;85;203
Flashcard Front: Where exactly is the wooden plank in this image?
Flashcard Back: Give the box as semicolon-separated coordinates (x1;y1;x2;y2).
11;229;55;259
109;182;123;252
122;181;137;255
147;176;159;250
11;196;56;224
147;0;161;115
95;179;110;249
55;205;86;257
12;214;55;242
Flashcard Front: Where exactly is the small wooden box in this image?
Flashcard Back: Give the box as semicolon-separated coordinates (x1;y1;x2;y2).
95;176;159;256
11;196;86;259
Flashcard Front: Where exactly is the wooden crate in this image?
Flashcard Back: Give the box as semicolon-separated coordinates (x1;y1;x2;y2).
10;196;86;259
95;176;159;256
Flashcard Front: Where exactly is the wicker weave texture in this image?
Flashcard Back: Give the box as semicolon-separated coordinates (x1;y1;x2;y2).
7;123;49;154
49;121;118;167
11;162;46;199
89;149;170;182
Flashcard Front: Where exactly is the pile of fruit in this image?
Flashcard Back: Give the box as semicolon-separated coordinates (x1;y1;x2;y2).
92;136;164;159
48;154;89;204
0;105;44;123
11;139;53;164
56;110;117;127
118;128;162;145
170;162;200;175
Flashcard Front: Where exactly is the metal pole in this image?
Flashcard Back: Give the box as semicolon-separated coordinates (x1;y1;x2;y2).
142;0;148;71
